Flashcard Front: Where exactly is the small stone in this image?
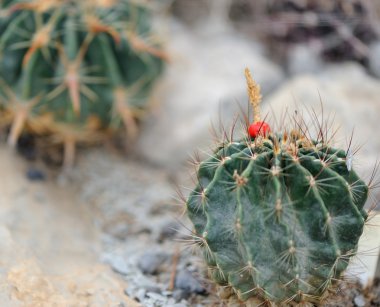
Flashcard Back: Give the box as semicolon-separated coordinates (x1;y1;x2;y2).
287;44;323;75
146;292;167;301
161;290;173;297
369;42;380;78
172;289;190;301
158;221;180;242
103;223;129;241
175;269;207;295
132;274;161;290
17;134;37;160
354;294;366;307
170;0;211;25
166;298;177;306
103;254;130;275
137;251;168;275
144;285;161;294
135;288;146;302
26;168;46;181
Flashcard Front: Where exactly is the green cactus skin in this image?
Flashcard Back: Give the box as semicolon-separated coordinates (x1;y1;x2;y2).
187;129;368;305
0;0;165;166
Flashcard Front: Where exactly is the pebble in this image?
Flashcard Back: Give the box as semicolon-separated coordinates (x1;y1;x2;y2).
172;289;190;301
170;0;211;25
135;288;146;302
287;44;324;75
354;294;366;307
102;254;130;275
146;292;168;301
369;41;380;78
368;42;380;78
145;285;162;294
175;269;207;295
137;251;168;275
103;223;129;241
158;221;181;242
135;275;162;290
26;168;46;181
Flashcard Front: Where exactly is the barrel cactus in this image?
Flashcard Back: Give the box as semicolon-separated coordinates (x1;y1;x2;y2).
186;69;369;305
0;0;165;166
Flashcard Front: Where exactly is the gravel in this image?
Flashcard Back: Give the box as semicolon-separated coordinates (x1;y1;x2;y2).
175;269;207;295
137;251;169;275
71;149;217;306
26;168;46;181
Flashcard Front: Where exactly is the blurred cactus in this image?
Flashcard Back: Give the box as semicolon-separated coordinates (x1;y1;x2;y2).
186;69;370;305
0;0;165;167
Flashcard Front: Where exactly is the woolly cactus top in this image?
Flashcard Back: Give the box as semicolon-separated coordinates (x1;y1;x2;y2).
186;69;369;305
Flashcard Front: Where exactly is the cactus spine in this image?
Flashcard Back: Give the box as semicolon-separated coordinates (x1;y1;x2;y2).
0;0;165;166
186;69;368;305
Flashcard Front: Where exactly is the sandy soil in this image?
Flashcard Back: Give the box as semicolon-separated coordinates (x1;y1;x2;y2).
0;146;138;307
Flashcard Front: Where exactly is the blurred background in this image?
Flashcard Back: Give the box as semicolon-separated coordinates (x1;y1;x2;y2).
143;0;380;174
1;0;380;306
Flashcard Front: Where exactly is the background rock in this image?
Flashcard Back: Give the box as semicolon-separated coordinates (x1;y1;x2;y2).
137;21;284;172
287;44;325;75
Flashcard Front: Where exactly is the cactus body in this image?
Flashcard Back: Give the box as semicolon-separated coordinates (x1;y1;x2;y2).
187;133;368;304
0;0;165;165
186;70;369;305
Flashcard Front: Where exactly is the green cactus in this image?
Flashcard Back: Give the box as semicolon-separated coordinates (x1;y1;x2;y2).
186;69;369;305
0;0;165;166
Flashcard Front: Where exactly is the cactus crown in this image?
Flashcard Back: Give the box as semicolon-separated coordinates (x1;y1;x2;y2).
186;69;369;305
0;0;165;166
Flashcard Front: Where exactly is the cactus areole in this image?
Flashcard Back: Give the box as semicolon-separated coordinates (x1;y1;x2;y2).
186;69;368;305
0;0;165;167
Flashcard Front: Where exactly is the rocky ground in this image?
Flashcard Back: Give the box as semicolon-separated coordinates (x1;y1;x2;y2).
0;148;137;306
2;4;380;307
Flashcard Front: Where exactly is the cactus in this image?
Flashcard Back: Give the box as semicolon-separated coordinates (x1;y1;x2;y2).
0;0;165;167
186;69;369;305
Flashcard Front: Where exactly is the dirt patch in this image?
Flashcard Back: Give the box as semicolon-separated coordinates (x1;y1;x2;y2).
0;146;136;306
